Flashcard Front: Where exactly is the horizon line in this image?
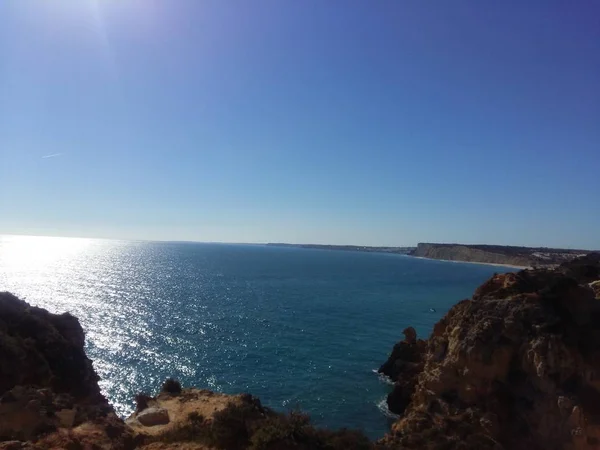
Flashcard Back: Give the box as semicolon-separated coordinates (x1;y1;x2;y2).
0;233;597;252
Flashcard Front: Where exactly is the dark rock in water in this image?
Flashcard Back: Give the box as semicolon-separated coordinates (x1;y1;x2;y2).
378;327;423;379
378;327;426;416
378;253;600;450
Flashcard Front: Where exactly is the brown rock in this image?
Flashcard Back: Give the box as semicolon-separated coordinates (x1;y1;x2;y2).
378;253;600;450
0;292;105;404
403;327;417;344
0;293;118;445
137;408;170;427
55;408;76;428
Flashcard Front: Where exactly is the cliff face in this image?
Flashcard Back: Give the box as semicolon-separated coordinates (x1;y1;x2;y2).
411;243;590;267
0;292;102;400
412;243;533;266
379;253;600;450
0;292;133;448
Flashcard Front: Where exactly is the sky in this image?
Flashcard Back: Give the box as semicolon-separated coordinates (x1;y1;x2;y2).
0;1;599;248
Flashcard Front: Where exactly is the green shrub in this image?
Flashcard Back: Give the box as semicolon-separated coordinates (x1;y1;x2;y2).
205;398;267;449
249;411;372;450
249;411;314;450
317;428;372;450
159;411;207;443
161;377;182;394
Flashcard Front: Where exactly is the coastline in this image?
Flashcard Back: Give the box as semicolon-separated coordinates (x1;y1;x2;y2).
409;255;530;270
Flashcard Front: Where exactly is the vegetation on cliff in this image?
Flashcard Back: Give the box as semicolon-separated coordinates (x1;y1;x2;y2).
128;389;371;450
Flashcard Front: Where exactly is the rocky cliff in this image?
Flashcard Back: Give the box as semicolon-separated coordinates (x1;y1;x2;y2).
0;292;134;449
411;243;589;267
378;253;600;450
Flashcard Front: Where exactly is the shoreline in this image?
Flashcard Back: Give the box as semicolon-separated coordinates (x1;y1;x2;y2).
410;255;530;270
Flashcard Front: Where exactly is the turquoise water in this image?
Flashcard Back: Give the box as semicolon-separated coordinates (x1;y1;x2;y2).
0;236;514;439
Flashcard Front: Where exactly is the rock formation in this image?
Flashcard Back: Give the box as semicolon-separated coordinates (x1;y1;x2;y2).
378;253;600;449
0;292;134;449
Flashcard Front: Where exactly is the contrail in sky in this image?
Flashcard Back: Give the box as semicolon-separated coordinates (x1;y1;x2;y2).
41;153;63;159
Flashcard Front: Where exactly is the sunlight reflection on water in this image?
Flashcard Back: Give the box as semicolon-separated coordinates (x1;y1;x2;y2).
0;235;511;439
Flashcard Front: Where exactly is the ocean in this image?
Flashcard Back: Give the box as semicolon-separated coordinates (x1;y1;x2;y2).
0;235;514;439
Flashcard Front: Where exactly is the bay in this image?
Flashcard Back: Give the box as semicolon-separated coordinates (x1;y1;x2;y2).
0;235;513;439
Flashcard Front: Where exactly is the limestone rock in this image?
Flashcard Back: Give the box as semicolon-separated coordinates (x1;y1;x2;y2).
137;407;170;427
378;253;600;450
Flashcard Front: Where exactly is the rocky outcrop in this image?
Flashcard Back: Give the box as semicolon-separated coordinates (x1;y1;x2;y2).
0;292;119;445
378;253;600;450
0;292;103;401
378;328;426;416
411;243;590;267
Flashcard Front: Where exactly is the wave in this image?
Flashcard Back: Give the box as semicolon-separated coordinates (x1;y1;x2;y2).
376;397;400;419
371;369;395;386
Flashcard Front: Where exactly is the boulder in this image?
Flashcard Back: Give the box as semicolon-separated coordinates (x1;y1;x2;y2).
137;407;170;427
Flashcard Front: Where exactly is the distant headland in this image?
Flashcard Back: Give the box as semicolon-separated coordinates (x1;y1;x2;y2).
410;242;593;268
267;242;595;268
266;243;416;255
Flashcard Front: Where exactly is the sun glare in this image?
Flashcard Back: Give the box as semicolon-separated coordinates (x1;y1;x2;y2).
0;235;95;273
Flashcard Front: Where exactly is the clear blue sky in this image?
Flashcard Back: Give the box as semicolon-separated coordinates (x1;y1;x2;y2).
1;1;599;248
